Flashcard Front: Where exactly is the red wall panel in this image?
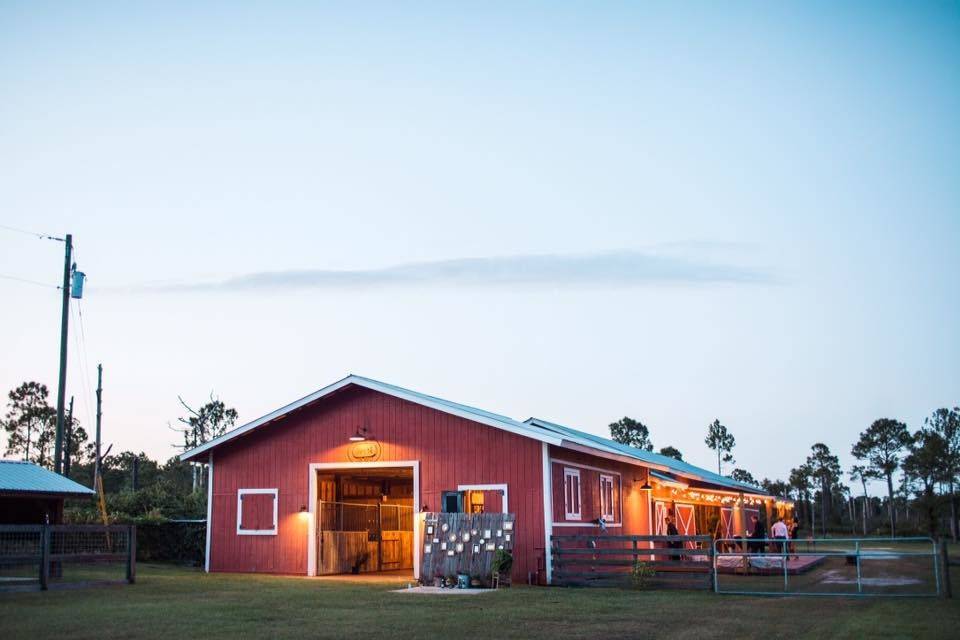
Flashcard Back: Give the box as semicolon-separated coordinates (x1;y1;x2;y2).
548;446;651;537
209;386;547;579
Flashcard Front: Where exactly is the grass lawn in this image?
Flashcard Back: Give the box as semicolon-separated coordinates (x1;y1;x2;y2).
1;564;959;639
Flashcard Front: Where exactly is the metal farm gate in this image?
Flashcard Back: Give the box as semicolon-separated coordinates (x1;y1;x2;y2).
713;536;944;597
0;524;136;591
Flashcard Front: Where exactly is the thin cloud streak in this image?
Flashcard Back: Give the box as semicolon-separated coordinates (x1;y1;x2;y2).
115;250;779;294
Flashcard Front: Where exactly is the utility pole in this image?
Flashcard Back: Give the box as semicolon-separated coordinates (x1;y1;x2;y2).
63;397;74;477
54;233;72;474
93;364;109;527
95;364;103;482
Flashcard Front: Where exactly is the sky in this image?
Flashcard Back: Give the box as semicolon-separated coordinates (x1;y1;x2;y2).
1;1;958;491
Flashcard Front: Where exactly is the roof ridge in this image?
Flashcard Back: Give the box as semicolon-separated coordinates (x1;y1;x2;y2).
349;375;521;423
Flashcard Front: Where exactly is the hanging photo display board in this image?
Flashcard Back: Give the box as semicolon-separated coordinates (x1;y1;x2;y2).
419;511;516;584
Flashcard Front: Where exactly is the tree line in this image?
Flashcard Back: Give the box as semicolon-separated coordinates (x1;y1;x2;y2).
1;381;236;523
609;408;960;539
6;378;957;539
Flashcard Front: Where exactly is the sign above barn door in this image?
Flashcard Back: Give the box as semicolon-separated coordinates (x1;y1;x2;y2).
347;439;382;462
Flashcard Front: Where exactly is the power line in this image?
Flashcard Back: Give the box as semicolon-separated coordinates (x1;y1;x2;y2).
71;302;97;437
0;223;66;290
0;223;62;241
0;273;59;289
70;247;97;441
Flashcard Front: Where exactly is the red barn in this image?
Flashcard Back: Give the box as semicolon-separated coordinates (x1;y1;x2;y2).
181;375;781;583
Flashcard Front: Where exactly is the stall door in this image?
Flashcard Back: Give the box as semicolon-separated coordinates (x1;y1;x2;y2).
720;507;734;539
674;503;697;548
380;531;402;569
654;501;669;535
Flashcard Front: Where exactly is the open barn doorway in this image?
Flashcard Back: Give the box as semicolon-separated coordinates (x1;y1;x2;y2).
311;464;416;576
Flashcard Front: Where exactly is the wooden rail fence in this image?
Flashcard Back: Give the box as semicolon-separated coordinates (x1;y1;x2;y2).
551;534;715;590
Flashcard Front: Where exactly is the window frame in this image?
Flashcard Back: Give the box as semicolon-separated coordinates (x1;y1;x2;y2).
599;473;616;521
551;459;623;528
236;488;279;536
563;467;582;520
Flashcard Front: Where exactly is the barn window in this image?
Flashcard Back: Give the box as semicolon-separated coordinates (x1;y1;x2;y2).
599;474;615;520
563;468;581;520
236;488;278;535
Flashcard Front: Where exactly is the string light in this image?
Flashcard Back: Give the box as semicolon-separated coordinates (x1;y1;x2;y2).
661;488;777;507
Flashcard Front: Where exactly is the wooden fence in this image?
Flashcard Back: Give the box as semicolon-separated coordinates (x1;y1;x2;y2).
0;524;136;591
551;534;714;590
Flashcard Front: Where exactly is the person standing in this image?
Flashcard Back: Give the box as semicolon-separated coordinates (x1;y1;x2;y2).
666;516;681;561
748;514;764;554
771;516;789;555
788;517;801;559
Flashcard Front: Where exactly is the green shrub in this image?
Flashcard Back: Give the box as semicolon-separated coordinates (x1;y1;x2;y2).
631;560;655;589
135;521;206;566
491;549;513;577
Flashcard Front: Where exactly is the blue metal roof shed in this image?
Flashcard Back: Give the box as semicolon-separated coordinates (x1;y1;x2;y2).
0;460;94;496
0;460;94;525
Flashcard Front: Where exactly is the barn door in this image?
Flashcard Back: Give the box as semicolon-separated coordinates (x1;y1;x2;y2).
673;503;697;548
654;501;668;535
317;475;336;570
720;507;734;539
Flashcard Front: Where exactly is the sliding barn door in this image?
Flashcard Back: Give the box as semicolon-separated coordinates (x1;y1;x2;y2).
673;503;697;548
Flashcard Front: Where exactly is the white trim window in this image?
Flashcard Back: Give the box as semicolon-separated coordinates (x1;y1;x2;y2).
599;473;615;521
236;488;279;535
563;467;581;520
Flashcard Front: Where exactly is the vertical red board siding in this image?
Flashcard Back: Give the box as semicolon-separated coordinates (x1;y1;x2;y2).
209;386;546;579
548;446;651;537
483;490;503;514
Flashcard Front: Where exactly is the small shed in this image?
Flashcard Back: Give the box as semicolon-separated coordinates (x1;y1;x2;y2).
0;460;95;524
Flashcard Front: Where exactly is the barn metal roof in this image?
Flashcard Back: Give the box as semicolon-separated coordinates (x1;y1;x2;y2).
524;417;769;495
180;374;564;461
177;374;768;497
0;460;95;496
